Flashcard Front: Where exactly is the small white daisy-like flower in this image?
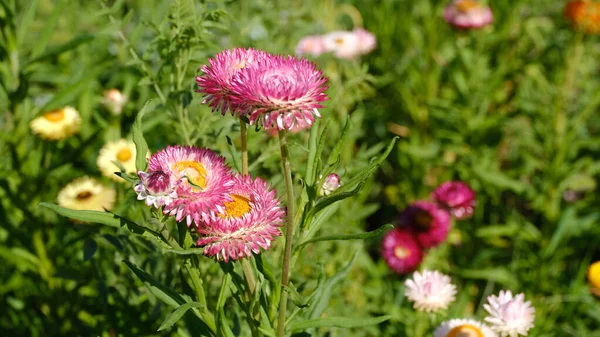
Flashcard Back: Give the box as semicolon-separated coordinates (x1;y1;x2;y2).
484;290;535;337
57;177;116;212
435;318;498;337
30;106;81;140
102;89;128;115
404;269;457;312
97;139;137;182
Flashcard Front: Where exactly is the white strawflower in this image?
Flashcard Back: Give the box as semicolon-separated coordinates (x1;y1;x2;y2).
435;318;498;337
97;139;137;182
102;89;128;115
484;290;535;337
57;177;116;212
404;269;457;312
30;106;81;140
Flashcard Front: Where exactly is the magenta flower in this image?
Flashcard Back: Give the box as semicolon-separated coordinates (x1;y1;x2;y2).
382;228;424;274
148;145;235;226
443;0;494;30
195;48;268;116
432;181;476;220
231;55;329;131
398;201;451;248
134;170;179;208
197;175;285;262
295;35;328;57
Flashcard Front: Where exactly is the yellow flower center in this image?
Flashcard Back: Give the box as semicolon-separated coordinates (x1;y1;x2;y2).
116;148;132;162
447;324;484;337
76;191;93;201
588;261;600;292
220;194;252;219
43;109;65;122
172;161;207;190
334;37;345;45
235;60;247;69
394;246;410;259
456;0;480;12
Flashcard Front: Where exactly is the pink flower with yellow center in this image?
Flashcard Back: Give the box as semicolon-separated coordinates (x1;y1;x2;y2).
432;181;476;220
382;228;424;274
196;48;268;116
231;54;329;131
197;175;284;262
443;0;494;30
134;170;179;208
399;201;451;248
148;146;235;226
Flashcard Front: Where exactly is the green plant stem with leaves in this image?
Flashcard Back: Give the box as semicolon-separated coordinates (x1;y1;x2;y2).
276;130;296;337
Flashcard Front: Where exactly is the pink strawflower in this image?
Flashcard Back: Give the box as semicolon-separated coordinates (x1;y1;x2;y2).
432;181;476;220
443;0;494;30
231;54;329;131
382;228;424;274
134;170;179;208
484;290;535;337
353;28;377;55
195;48;268;116
148;145;235;226
322;28;377;59
404;270;457;312
320;173;341;196
197;175;285;262
398;201;451;248
295;35;328;57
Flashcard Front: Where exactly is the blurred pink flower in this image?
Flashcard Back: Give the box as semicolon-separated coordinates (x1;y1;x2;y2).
443;0;494;30
320;173;341;196
405;270;457;312
231;55;328;132
484;290;535;337
382;228;424;274
353;28;377;55
148;145;235;226
134;170;179;208
432;181;476;220
398;201;451;248
295;35;328;57
196;48;268;115
322;28;376;59
197;175;284;262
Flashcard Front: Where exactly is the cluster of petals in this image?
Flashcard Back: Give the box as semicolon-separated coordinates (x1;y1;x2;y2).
296;28;377;59
435;318;498;337
483;290;535;337
134;145;284;262
443;0;494;30
320;173;341;196
564;0;600;34
432;181;476;220
381;228;424;274
404;270;457;312
196;48;329;132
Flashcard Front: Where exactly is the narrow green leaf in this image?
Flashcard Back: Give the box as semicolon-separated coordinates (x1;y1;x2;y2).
30;0;67;57
326;116;351;168
308;182;364;218
311;119;330;185
133;100;155;171
26;34;94;66
158;302;205;331
226;135;241;173
283;284;309;308
17;0;39;47
305;119;322;186
296;224;394;251
288;315;391;331
124;260;185;307
83;238;97;261
164;248;205;255
338;137;397;193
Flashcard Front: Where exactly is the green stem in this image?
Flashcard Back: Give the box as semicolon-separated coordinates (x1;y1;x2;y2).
240;118;248;175
185;263;217;334
241;258;256;295
276;130;296;337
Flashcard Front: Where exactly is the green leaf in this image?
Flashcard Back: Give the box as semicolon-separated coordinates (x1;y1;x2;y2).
308;182;364;218
83;238;97;261
133;100;156;171
296;224;393;251
324;115;351;171
288;315;391;332
338;137;397;193
164;248;205;255
25;34;95;66
158;302;205;331
283;284;309;309
124;260;186;307
473;165;526;194
305;119;322;187
461;268;518;288
226;135;241;173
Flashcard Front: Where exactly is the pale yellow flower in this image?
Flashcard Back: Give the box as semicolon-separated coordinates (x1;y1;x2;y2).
97;139;137;182
102;89;127;115
30;106;81;140
57;177;116;211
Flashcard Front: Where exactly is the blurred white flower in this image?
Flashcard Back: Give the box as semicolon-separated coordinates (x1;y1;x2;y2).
58;177;115;212
102;89;127;115
97;139;138;182
404;269;457;312
30;106;81;140
484;290;535;337
435;318;498;337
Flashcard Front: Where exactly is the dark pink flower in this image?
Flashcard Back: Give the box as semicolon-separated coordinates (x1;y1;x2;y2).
382;228;424;274
195;48;268;116
432;181;476;220
197;175;285;262
231;55;329;131
443;0;493;30
399;201;451;248
134;170;179;208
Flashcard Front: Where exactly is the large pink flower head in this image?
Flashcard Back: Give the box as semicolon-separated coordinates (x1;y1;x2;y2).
382;228;424;274
197;175;285;262
231;54;329;131
134;170;179;208
148;145;235;226
195;48;268;116
398;201;451;248
443;0;494;30
432;181;476;220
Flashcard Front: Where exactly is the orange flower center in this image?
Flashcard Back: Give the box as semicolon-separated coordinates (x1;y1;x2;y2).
172;161;207;190
456;0;480;12
334;37;345;45
588;261;600;294
447;324;484;337
117;148;132;162
394;246;410;259
76;191;93;201
220;194;252;219
43;109;65;122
